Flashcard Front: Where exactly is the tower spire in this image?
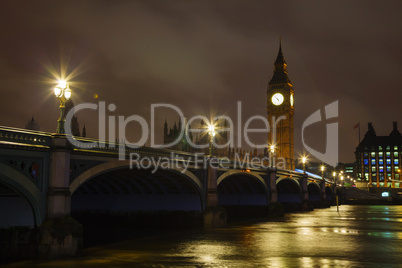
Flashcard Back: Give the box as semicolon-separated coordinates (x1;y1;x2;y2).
269;40;291;85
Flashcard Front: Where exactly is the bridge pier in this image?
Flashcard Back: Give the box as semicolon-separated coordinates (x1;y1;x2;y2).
203;159;226;228
320;181;330;208
266;169;284;217
300;173;313;211
38;135;82;259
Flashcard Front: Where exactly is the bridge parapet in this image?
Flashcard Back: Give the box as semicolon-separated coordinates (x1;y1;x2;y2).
70;136;203;161
0;126;51;149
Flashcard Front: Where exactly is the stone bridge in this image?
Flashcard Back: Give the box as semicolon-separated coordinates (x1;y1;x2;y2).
0;126;335;258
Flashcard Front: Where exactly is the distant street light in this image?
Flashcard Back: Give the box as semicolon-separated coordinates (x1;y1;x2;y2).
301;156;307;172
54;80;72;134
269;144;275;168
321;165;325;181
208;123;216;156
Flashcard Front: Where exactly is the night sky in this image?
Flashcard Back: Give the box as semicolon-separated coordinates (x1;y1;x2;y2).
0;0;401;164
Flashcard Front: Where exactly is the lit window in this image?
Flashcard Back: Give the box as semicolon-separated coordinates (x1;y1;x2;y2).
386;146;391;151
379;159;384;165
371;152;376;157
395;159;399;165
395;146;398;150
386;166;391;172
379;152;383;157
364;152;369;158
386;152;391;158
379;166;384;172
379;146;383;151
372;166;376;172
365;173;369;179
371;159;376;165
386;159;391;165
380;174;384;181
364;159;369;165
394;152;399;158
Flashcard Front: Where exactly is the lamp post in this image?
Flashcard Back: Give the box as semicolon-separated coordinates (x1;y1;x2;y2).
208;124;216;156
301;156;307;172
54;80;72;134
269;144;275;168
333;171;339;212
321;165;325;180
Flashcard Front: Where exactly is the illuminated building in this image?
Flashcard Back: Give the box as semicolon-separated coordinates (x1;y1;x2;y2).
355;122;402;188
267;41;295;170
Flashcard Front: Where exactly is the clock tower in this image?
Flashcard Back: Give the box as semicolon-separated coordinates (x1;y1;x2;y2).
267;41;295;170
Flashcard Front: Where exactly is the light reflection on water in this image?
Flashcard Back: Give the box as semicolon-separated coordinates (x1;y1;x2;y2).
6;205;402;267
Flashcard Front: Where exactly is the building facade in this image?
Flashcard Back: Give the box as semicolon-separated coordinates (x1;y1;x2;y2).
355;122;402;188
267;42;295;170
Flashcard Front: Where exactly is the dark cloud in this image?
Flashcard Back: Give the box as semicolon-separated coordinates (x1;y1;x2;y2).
0;0;401;163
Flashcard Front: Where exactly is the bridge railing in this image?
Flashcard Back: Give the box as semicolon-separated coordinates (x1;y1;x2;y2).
0;126;52;149
71;136;205;162
0;126;331;184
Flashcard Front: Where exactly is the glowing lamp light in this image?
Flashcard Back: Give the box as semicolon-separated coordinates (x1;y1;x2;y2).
208;124;216;137
207;123;216;156
59;80;67;89
382;192;389;197
54;79;72;134
64;86;71;99
321;165;325;172
300;156;308;172
54;86;62;97
269;144;275;153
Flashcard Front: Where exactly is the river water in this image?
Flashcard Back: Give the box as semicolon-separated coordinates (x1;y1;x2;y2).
6;205;402;267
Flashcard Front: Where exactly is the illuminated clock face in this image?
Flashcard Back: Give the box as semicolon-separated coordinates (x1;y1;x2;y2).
272;93;284;106
290;94;294;107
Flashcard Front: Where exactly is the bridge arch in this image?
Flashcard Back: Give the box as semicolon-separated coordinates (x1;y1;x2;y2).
70;160;206;210
0;162;44;227
325;186;334;201
217;170;269;206
276;177;302;203
307;182;322;202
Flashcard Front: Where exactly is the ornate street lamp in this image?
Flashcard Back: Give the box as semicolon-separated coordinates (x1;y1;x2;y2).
321;165;325;180
333;171;339;212
208;124;216;156
54;80;72;134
